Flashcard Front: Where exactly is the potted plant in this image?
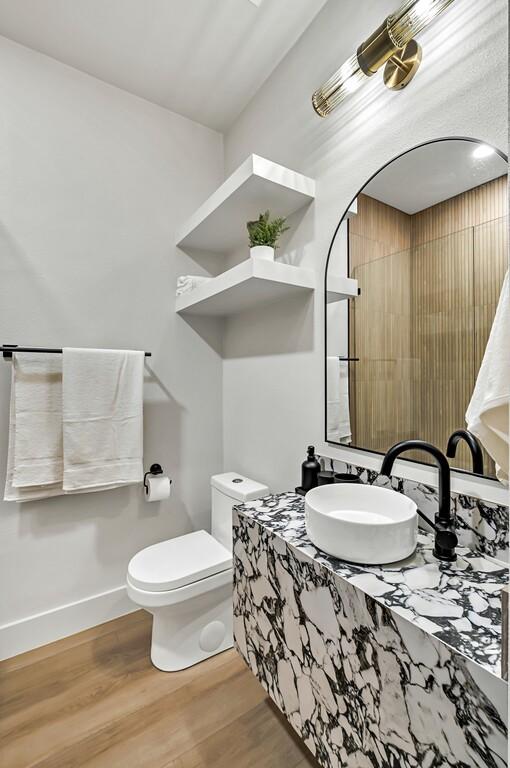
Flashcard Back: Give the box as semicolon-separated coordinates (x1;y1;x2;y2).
247;210;289;261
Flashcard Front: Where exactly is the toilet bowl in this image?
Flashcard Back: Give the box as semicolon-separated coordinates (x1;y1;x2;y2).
126;472;269;671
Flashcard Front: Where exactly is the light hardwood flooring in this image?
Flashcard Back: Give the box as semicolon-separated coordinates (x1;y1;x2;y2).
0;611;319;768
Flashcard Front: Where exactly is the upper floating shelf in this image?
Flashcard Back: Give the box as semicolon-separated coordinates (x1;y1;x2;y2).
176;154;316;254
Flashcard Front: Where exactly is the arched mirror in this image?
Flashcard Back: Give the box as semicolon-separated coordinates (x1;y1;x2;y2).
325;138;508;479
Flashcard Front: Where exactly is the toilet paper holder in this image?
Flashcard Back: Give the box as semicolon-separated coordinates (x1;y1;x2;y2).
144;464;171;495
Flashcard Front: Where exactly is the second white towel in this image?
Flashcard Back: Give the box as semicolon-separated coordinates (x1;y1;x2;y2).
62;348;144;492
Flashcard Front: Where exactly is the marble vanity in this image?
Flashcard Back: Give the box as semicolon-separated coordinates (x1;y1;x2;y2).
232;492;508;768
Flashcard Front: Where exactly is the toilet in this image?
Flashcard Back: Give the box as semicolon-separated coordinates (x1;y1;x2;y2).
126;472;269;671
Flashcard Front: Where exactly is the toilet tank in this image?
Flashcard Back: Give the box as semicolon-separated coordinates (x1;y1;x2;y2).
210;473;269;552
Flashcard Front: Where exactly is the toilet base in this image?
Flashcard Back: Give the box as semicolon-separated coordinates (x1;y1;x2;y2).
148;582;233;671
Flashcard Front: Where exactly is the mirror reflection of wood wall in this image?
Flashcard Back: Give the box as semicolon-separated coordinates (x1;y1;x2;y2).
349;176;507;475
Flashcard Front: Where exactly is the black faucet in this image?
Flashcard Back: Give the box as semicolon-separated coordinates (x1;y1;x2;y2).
380;440;458;562
446;429;484;475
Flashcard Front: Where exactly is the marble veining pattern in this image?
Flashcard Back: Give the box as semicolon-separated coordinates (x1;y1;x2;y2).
233;497;508;768
321;458;509;563
235;493;508;676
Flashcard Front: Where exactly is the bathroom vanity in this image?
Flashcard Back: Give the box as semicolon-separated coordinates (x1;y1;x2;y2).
232;493;508;768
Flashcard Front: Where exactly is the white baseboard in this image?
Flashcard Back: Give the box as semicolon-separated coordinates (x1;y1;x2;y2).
0;585;138;661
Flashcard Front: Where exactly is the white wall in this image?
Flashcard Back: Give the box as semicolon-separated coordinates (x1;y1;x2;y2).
223;0;508;502
0;37;224;656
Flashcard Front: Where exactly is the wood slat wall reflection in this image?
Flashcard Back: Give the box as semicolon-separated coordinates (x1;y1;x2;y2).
411;176;507;247
348;177;507;475
410;229;474;470
349;195;411;447
349;194;411;260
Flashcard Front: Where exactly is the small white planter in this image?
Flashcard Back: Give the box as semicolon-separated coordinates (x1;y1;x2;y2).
250;245;275;261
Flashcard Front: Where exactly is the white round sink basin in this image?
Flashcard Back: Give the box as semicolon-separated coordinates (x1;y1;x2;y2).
305;484;417;565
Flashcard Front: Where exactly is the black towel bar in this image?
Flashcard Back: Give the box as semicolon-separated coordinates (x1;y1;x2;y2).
1;345;151;360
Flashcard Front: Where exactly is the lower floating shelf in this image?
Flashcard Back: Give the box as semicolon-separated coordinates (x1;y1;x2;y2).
175;259;318;317
327;274;359;303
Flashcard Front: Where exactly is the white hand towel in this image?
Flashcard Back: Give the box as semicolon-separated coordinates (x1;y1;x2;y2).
176;275;211;296
176;275;211;287
327;357;352;443
62;349;144;491
466;270;510;484
4;353;65;502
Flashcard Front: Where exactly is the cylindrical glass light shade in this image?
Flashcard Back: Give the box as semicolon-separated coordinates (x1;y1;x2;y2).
312;53;368;117
387;0;455;48
312;0;455;117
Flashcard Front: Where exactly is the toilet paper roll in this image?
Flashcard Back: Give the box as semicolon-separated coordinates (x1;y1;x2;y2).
145;475;171;502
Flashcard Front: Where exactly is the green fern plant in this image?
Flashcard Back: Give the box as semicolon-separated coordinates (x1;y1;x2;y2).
247;210;290;249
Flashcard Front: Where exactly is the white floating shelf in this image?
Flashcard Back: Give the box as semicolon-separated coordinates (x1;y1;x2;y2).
176;259;317;317
176;154;315;254
326;275;359;304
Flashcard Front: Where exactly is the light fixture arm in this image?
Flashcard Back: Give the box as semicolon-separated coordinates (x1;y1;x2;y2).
357;20;401;76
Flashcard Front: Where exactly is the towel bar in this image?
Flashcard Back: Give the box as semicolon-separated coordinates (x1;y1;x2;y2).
1;345;151;360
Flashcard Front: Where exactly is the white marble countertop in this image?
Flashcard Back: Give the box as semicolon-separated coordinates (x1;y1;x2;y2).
234;492;509;679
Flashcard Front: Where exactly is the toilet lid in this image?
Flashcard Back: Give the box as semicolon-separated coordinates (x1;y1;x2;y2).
127;530;232;592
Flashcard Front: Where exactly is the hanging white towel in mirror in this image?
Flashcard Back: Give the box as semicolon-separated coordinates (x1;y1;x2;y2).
466;271;510;484
327;356;351;444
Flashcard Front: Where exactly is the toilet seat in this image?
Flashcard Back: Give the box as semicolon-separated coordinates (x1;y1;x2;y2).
126;566;232;609
127;530;232;592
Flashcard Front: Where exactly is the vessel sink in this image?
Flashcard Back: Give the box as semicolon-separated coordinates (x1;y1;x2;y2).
305;484;417;565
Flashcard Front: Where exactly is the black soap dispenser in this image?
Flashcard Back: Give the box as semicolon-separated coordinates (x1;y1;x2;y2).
298;445;320;495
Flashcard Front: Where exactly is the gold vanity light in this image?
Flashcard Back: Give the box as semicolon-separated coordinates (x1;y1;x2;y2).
312;0;455;117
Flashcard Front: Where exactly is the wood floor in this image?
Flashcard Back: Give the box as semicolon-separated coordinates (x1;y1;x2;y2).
0;611;319;768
